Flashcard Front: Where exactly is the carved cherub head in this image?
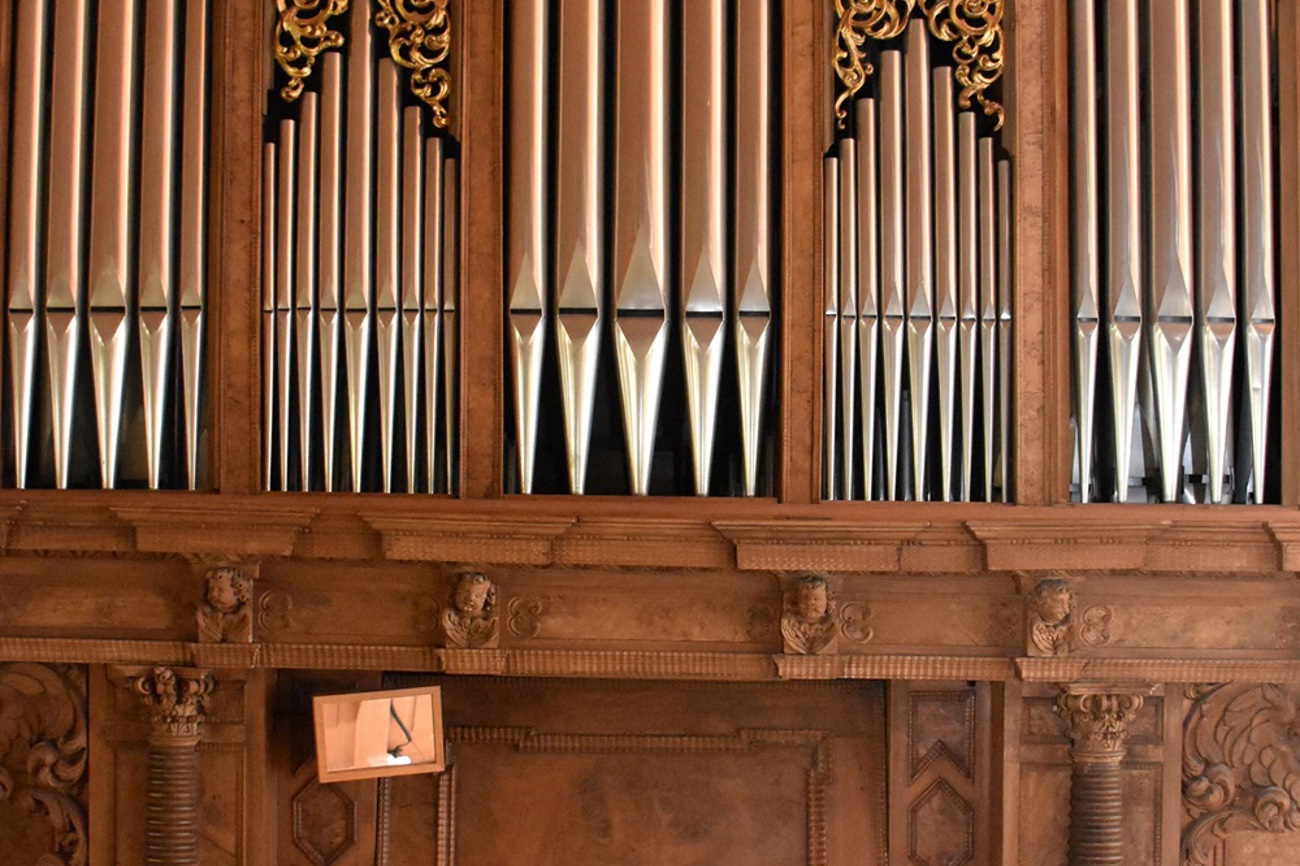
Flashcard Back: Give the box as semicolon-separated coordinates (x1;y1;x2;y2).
451;572;496;619
205;567;251;615
791;574;832;624
1031;578;1074;627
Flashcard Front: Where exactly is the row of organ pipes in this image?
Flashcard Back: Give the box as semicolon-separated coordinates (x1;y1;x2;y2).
1070;0;1276;503
4;0;210;488
262;1;459;493
824;19;1012;501
505;0;775;496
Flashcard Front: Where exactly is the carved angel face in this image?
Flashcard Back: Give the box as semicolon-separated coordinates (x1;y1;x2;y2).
1032;580;1073;626
207;572;240;613
795;579;829;622
453;574;493;617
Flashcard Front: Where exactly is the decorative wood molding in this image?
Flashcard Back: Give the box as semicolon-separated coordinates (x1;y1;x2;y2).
1018;658;1300;684
505;650;778;681
0;663;88;866
1268;523;1300;572
362;514;575;564
1183;683;1300;865
713;520;926;572
111;505;317;556
553;518;733;569
967;521;1165;571
8;504;134;553
260;643;447;671
292;778;358;866
776;654;1013;681
1055;684;1148;760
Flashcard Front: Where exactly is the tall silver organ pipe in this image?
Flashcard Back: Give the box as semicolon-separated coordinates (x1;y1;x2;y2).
262;12;459;493
680;0;727;496
1070;0;1100;503
903;20;934;501
503;0;778;496
823;157;841;500
6;0;50;489
506;0;549;495
553;0;605;495
87;0;140;489
1146;0;1195;504
734;0;774;498
878;50;906;500
613;0;671;496
823;20;1012;502
1069;0;1278;503
855;100;880;500
3;0;211;489
1239;0;1276;504
342;0;374;493
1104;0;1143;503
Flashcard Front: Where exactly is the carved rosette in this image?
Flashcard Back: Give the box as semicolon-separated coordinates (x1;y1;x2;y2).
1055;686;1144;761
275;0;349;103
1182;683;1300;866
132;667;215;740
832;0;1005;130
375;0;453;128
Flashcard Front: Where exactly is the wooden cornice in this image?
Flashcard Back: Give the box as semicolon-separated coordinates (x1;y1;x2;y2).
111;504;318;556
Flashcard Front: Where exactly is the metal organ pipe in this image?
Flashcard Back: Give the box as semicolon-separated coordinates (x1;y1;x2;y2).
825;34;1010;503
1067;0;1277;503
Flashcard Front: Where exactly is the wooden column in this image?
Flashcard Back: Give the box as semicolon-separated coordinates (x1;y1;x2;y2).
131;666;215;866
1054;684;1146;866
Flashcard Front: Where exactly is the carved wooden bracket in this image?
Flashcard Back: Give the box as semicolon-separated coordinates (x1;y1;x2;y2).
553;519;733;569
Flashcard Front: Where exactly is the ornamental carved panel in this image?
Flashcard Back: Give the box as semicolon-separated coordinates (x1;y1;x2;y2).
1183;683;1300;866
0;663;88;866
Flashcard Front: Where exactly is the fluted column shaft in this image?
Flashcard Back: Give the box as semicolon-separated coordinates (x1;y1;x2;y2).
1055;685;1146;866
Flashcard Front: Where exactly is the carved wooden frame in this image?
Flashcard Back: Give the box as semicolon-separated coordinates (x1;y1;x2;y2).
425;725;833;866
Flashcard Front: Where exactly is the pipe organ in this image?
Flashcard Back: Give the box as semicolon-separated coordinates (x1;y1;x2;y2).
262;1;459;492
2;0;212;489
504;0;778;496
824;8;1011;501
1069;0;1278;504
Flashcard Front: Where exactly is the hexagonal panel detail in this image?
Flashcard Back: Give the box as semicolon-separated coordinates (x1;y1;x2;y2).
292;779;357;866
908;778;974;866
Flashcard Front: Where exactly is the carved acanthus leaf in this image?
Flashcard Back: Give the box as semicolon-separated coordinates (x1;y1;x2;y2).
832;0;916;129
0;664;89;866
1182;683;1300;865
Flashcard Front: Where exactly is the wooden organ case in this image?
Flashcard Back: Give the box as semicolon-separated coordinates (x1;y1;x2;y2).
1;1;1300;865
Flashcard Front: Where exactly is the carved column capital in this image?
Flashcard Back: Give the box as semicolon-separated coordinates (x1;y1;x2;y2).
131;666;214;741
1055;684;1146;761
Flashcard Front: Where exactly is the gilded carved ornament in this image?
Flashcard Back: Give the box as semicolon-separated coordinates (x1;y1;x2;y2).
273;0;454;128
833;0;1005;130
274;0;349;103
375;0;453;128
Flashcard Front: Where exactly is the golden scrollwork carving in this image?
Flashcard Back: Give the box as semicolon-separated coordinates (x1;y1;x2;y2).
832;0;916;129
921;0;1004;128
274;0;349;104
831;0;1004;131
375;0;453;128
